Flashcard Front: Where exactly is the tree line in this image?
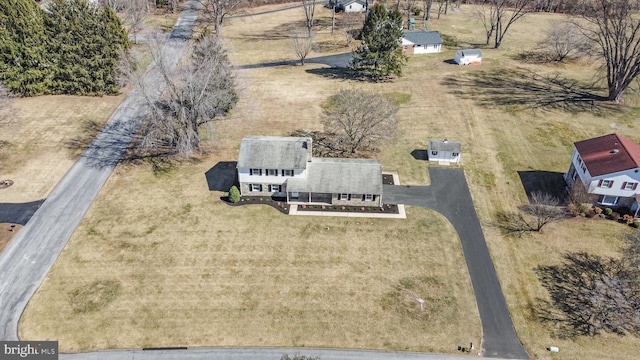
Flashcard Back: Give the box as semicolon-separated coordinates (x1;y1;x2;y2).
0;0;128;96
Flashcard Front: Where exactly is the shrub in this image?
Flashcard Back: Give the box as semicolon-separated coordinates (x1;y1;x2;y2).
604;208;613;216
228;186;240;203
611;212;621;221
623;214;634;225
594;207;603;215
632;220;640;229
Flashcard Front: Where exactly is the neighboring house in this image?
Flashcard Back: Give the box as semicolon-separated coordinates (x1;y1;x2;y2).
454;49;482;65
428;139;461;164
402;31;443;55
237;136;383;207
337;0;367;12
564;133;640;217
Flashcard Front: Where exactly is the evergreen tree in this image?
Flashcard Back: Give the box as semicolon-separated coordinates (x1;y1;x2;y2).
351;4;407;80
44;0;128;96
0;0;50;96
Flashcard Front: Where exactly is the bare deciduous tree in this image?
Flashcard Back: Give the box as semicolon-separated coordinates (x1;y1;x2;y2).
423;0;434;21
123;36;237;157
496;191;565;236
124;0;149;44
198;0;243;39
322;89;399;154
302;0;316;37
542;22;590;62
403;0;419;27
291;27;314;65
101;0;127;11
572;0;640;103
566;181;596;216
474;0;534;48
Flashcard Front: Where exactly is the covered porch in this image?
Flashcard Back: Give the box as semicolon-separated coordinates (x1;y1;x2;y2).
286;191;333;205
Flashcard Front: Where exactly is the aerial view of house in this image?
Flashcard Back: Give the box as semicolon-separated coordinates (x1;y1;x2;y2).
564;133;640;217
237;136;383;206
3;1;640;360
401;30;443;55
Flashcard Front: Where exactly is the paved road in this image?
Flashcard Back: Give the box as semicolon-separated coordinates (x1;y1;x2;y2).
0;0;201;342
60;347;507;360
0;200;45;225
384;168;530;359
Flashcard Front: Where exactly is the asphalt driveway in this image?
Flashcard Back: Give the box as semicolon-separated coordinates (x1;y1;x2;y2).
384;167;530;359
0;200;45;225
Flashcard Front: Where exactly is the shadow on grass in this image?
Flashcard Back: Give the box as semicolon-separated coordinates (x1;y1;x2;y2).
410;149;428;161
442;68;619;115
205;161;237;192
517;170;566;201
534;252;639;339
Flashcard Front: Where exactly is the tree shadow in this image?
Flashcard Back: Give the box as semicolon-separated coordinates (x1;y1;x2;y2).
204;161;237;192
442;68;619;115
517;170;566;201
410;149;428;160
534;252;640;339
442;59;458;65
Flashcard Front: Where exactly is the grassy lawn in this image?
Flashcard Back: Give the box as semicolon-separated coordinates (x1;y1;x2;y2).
0;95;124;203
17;3;640;359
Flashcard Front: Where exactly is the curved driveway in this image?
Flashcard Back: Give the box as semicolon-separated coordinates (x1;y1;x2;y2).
1;3;528;359
384;168;529;359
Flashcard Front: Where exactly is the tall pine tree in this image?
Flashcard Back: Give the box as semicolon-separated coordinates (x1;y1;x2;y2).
0;0;128;96
351;4;406;80
0;0;50;96
45;0;128;95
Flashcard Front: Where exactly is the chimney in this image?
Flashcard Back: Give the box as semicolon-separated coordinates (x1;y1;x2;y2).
305;137;313;162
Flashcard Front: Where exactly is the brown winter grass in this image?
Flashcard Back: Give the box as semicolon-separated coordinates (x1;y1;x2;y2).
0;95;124;203
17;3;640;359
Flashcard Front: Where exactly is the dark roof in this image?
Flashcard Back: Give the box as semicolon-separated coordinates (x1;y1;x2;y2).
237;136;310;170
339;0;367;5
403;31;443;45
574;133;640;176
287;157;382;194
429;140;461;153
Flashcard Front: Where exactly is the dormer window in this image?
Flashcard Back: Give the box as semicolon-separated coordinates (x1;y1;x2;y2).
267;169;278;176
623;182;638;191
282;169;293;176
598;179;614;188
250;168;262;176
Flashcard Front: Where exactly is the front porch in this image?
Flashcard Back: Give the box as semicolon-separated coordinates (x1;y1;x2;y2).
287;192;332;205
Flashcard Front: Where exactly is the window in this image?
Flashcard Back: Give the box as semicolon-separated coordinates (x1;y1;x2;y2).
403;45;408;51
431;151;438;156
282;169;293;177
249;184;262;192
269;184;281;192
249;168;262;176
339;193;351;201
571;171;578;181
577;155;587;172
598;195;618;206
267;169;278;176
452;152;459;157
623;182;638;191
598;179;614;188
363;194;374;201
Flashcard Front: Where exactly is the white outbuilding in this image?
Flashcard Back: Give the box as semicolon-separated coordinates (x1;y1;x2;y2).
454;49;482;65
428;139;462;164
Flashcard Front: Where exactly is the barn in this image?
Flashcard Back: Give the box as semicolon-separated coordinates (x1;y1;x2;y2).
454;49;482;65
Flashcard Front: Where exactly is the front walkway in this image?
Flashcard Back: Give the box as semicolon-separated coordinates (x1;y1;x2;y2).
384;167;530;360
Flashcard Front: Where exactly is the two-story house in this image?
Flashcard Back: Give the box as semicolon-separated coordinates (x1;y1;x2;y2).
236;136;383;207
564;133;640;216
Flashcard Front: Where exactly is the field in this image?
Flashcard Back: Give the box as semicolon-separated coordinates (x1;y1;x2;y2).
14;3;640;359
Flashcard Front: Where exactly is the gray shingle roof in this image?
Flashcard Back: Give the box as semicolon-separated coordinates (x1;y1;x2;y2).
457;49;482;57
429;140;461;153
237;136;310;170
403;30;443;45
287;157;382;194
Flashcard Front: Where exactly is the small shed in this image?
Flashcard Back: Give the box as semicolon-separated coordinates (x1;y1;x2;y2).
402;31;443;55
454;49;482;65
428;139;461;164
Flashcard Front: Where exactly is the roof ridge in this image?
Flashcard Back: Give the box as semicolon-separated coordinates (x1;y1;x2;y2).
614;133;640;168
